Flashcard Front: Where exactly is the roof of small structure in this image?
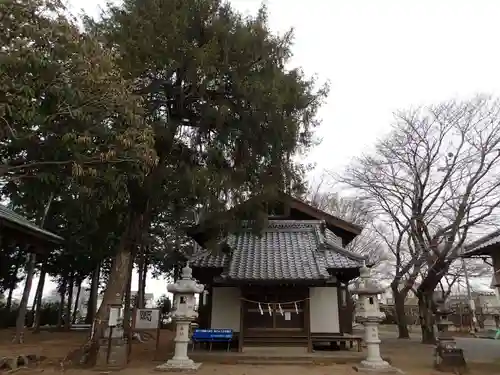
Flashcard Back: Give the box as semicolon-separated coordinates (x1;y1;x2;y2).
190;220;366;282
461;229;500;258
0;204;63;244
188;192;363;247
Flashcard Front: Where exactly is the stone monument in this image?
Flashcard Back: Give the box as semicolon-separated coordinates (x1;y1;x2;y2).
353;263;402;374
434;300;467;373
156;263;205;372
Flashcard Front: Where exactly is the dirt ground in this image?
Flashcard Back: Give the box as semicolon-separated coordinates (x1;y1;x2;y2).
1;329;500;375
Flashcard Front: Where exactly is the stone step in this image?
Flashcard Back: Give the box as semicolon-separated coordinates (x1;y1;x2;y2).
236;359;314;365
242;346;308;355
243;337;308;346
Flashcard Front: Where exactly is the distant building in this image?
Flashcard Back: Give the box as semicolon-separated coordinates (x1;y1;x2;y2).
95;290;155;310
129;291;155;308
380;285;500;311
40;286;156;322
380;281;441;306
42;288;61;304
475;291;500;309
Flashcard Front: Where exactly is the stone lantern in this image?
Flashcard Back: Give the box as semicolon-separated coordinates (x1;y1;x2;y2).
156;263;205;372
434;300;466;372
353;263;401;373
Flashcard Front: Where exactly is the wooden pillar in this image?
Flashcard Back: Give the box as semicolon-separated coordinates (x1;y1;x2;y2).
337;286;344;335
305;287;312;353
492;254;500;290
238;289;245;353
272;303;277;328
207;285;213;328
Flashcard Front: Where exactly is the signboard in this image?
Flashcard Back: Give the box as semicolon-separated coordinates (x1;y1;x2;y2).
130;308;162;361
133;308;160;331
192;329;233;342
284;312;291;321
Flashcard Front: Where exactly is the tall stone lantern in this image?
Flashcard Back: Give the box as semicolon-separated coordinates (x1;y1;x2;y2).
353;263;402;373
156;263;205;372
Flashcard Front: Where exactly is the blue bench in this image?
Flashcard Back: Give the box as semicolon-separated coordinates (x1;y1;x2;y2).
191;329;233;352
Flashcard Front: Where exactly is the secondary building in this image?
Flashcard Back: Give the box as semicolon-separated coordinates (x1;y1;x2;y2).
187;192;367;352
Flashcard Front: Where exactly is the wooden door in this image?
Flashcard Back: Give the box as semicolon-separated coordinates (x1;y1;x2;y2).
338;284;353;334
242;286;306;332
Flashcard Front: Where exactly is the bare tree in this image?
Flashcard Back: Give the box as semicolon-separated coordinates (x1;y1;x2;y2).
337;95;500;343
372;221;425;338
435;259;490;302
308;178;389;267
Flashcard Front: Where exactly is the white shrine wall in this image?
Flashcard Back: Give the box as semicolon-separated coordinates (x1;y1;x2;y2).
210;286;241;332
309;286;340;333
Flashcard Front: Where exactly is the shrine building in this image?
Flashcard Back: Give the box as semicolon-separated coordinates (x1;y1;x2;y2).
462;230;500;294
187;192;367;352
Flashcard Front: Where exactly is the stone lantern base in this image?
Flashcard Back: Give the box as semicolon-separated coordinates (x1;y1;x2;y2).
353;361;404;374
155;359;202;372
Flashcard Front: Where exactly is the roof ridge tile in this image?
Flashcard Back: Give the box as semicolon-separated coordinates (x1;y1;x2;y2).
189;220;364;280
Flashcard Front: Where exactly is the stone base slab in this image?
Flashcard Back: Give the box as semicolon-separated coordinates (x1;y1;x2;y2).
354;361;404;374
95;340;128;370
155;359;202;372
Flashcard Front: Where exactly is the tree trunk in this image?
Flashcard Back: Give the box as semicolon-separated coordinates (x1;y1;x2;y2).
393;290;410;339
92;213;142;341
136;254;143;308
31;272;40;312
72;281;82;324
124;253;135;343
13;253;36;344
418;291;436;344
80;186;151;365
32;267;47;332
12;193;54;342
417;260;449;344
6;286;14;310
65;273;74;330
57;278;67;329
85;262;100;324
138;254;148;308
140;265;147;308
7;253;23;310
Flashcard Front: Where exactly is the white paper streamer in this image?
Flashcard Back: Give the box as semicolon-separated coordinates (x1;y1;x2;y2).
267;304;272;316
258;303;264;315
294;302;299;314
278;304;284;316
202;290;208;306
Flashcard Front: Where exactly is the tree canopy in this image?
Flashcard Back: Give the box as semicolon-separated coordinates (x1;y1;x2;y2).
1;0;156;194
0;0;328;349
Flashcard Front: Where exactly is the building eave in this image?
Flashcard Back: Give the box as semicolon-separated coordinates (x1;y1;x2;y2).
0;205;64;246
461;230;500;258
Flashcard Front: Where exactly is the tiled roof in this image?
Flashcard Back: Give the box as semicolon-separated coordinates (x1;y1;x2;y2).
0;204;63;243
462;230;500;257
191;243;229;268
190;220;365;281
471;234;500;251
325;228;343;245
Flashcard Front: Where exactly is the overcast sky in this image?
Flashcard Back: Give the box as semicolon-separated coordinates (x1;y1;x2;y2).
68;0;500;179
15;0;500;301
